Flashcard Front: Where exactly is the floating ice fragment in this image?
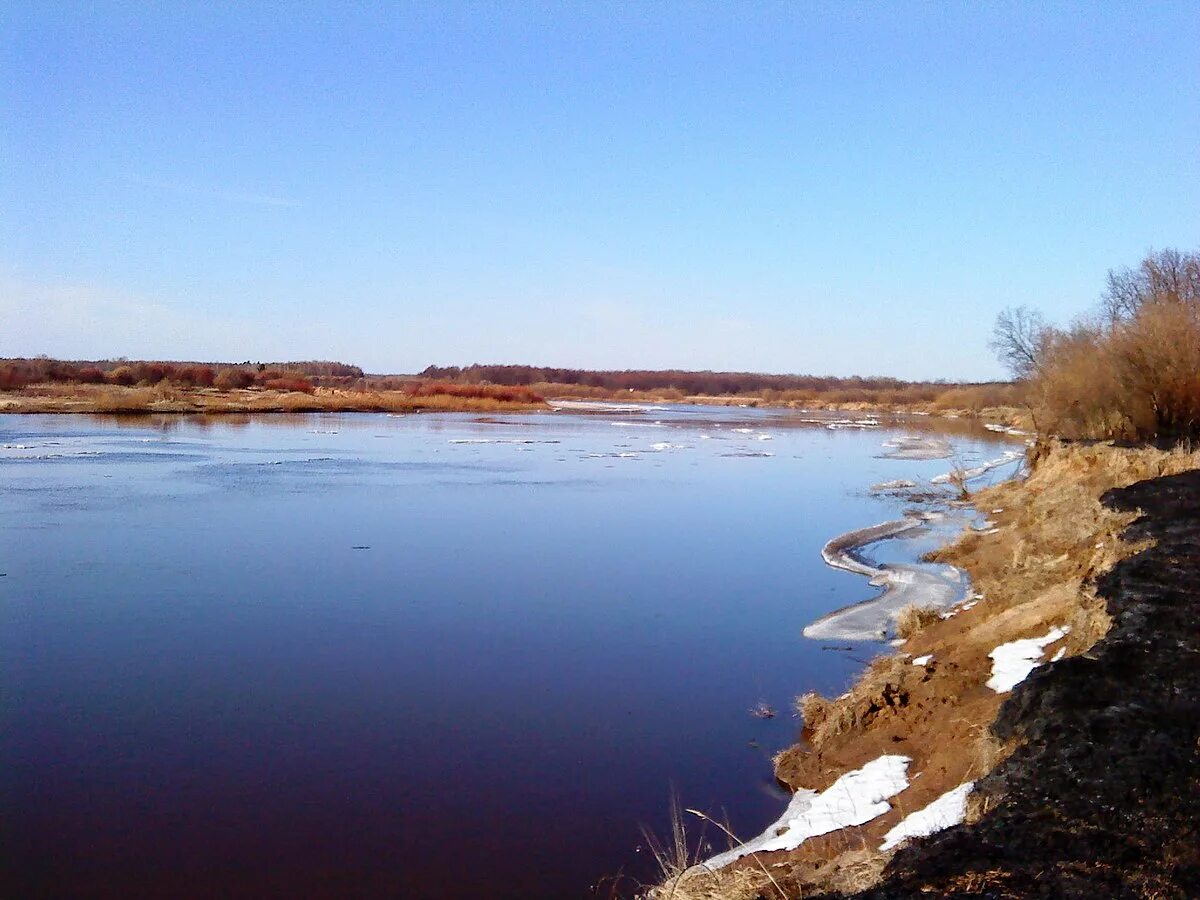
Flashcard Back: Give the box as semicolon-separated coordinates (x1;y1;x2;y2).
871;479;918;491
930;450;1024;484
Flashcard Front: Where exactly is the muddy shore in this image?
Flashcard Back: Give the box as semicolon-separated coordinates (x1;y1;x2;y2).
830;468;1200;898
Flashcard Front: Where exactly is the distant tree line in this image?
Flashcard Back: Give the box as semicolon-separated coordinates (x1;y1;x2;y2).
418;364;980;398
0;358;363;393
992;247;1200;441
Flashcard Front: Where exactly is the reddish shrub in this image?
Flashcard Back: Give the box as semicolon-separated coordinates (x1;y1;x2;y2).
107;366;136;386
0;363;32;390
405;380;544;403
262;377;315;394
214;368;255;390
176;365;215;387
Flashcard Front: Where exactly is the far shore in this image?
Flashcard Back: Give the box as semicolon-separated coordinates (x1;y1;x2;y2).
0;383;1026;427
0;384;551;416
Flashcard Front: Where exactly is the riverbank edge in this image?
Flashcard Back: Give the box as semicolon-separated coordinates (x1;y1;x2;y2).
839;458;1200;897
0;386;550;415
0;384;1022;425
646;440;1200;899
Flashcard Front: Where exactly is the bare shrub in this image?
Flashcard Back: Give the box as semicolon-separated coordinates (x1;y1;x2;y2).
994;248;1200;442
895;603;943;640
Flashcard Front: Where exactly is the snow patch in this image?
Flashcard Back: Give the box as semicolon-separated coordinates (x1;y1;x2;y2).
986;626;1070;693
705;755;911;869
912;655;932;666
880;781;975;852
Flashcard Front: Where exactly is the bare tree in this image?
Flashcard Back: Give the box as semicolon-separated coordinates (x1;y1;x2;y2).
990;306;1049;380
1101;248;1200;322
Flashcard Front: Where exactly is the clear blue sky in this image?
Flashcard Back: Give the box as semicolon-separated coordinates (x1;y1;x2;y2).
3;2;1197;379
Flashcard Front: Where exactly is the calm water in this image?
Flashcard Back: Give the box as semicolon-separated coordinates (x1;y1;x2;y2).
1;407;1015;898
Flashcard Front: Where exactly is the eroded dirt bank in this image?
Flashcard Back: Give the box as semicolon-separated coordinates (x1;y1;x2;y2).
840;467;1200;899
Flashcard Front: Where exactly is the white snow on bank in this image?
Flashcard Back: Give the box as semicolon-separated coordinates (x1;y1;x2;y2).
986;626;1070;693
880;781;975;852
912;655;932;666
705;755;911;869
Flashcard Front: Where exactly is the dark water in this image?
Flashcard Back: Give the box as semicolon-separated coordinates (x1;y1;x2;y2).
1;407;1016;898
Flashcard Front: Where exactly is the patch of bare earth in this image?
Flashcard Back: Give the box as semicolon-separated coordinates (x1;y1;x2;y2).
647;441;1200;900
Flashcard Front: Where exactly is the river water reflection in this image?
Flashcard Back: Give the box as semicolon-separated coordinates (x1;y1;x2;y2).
1;406;1017;898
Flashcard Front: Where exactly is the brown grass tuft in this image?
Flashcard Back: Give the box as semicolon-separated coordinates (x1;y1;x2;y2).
894;603;943;640
793;654;911;753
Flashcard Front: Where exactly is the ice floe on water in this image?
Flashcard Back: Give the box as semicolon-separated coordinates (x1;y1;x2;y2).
804;514;970;641
931;450;1025;484
986;626;1070;692
880;437;953;460
548;400;670;413
870;479;918;492
984;423;1029;436
730;427;772;440
448;438;562;445
826;418;880;430
879;781;975;852
705;755;911;869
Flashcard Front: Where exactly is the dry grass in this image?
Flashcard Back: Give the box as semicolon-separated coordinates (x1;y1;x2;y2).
894;603;943;640
793;654;911;752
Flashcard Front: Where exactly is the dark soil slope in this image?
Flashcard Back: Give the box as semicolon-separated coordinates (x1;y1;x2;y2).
840;469;1200;899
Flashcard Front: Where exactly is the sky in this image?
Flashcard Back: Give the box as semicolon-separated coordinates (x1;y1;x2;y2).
3;2;1197;379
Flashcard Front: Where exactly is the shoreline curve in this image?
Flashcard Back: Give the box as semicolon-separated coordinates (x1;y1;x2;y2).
803;513;969;642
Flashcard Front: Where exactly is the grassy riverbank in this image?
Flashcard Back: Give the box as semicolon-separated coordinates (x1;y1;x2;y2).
649;440;1200;899
0;383;550;415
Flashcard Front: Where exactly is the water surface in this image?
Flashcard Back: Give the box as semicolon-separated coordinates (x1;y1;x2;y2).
1;407;1016;898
